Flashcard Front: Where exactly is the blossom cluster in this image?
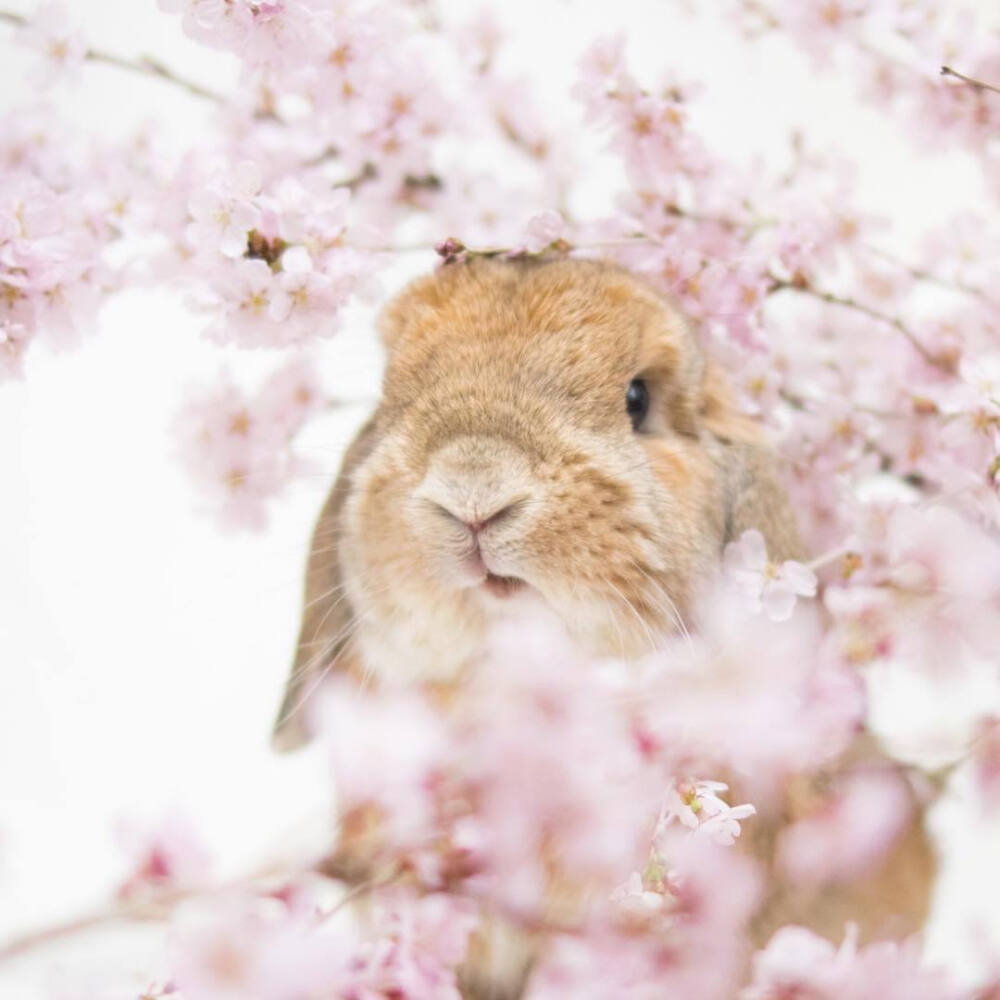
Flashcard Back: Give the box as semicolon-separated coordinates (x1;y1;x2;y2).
319;618;762;914
119;596;949;998
148;613;785;999
743;924;962;1000
743;0;1000;192
0;110;116;378
163;887;478;1000
160;0;449;185
175;357;324;529
165;161;378;349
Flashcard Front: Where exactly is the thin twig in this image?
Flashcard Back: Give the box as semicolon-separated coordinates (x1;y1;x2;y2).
866;246;991;303
331;163;444;193
0;894;175;962
0;861;303;963
0;8;225;102
317;850;580;940
317;862;403;923
333;161;378;191
768;275;954;373
664;202;769;232
355;235;663;257
941;65;1000;97
0;844;571;968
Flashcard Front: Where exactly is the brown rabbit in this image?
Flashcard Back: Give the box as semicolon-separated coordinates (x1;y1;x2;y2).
273;257;934;994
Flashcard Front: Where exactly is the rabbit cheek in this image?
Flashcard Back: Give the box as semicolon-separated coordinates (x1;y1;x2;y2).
646;438;727;540
343;460;487;684
515;463;655;655
644;437;728;600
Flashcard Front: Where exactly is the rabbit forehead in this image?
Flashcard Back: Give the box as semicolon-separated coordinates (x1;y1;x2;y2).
378;257;693;400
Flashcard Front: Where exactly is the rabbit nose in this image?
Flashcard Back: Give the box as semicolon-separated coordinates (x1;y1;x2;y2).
431;498;521;535
417;435;536;531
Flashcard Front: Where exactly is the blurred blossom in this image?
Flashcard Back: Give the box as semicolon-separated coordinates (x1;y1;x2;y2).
20;3;87;85
776;768;913;885
742;924;963;1000
0;124;116;377
973;718;1000;815
168;885;477;999
175;358;324;529
635;592;866;796
529;835;762;1000
117;814;213;899
519;210;567;253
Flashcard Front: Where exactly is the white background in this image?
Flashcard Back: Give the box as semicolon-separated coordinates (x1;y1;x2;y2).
0;1;998;996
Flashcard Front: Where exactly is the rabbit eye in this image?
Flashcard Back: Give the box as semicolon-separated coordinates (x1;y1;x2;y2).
625;378;649;430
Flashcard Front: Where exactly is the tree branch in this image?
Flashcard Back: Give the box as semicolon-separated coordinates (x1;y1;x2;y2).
0;849;573;967
865;246;992;303
768;276;955;373
0;9;225;103
0;856;315;963
941;65;1000;97
0;899;166;962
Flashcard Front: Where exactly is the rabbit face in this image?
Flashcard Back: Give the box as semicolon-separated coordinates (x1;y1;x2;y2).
339;258;732;679
275;257;803;743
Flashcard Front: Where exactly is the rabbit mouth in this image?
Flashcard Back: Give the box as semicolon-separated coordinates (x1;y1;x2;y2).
482;572;525;598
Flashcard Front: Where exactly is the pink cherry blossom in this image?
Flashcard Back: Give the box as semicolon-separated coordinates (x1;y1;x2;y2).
186;162;262;260
635;592;865;798
350;890;478;998
175;359;323;529
323;680;451;855
0;140;116;378
529;835;762;1000
972;718;1000;815
776;768;913;885
169;895;351;1000
724;529;818;621
157;0;250;50
116;814;213;899
741;924;845;999
743;924;963;1000
20;3;87;85
657;779;756;847
519;210;567;254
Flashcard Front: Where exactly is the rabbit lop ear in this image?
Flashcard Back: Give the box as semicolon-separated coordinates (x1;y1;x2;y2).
271;415;378;752
700;365;806;563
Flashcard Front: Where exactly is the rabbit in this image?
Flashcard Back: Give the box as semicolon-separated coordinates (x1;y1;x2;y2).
273;256;934;993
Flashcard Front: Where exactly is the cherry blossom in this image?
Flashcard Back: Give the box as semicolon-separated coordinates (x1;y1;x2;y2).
519;210;568;254
743;924;963;1000
175;358;324;529
657;779;756;847
186;162;263;260
529;835;763;1000
116;814;213;900
723;529;818;621
20;3;86;85
0;150;115;378
824;503;1000;676
776;768;913;885
972;718;1000;814
635;593;865;797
